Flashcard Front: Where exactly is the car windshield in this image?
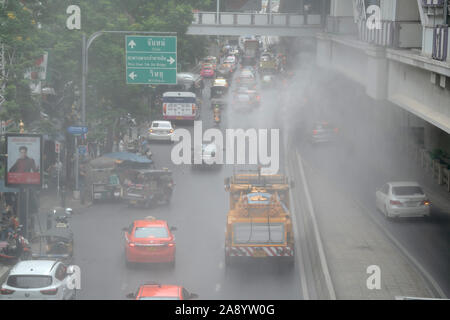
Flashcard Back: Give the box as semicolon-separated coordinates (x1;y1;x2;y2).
392;186;424;196
233;223;285;244
134;227;169;238
153;122;170;128
7;275;52;289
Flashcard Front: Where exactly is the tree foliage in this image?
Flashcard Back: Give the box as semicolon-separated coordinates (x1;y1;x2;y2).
1;0;212;143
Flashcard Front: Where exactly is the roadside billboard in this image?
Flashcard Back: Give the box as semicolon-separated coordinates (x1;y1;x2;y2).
5;134;43;188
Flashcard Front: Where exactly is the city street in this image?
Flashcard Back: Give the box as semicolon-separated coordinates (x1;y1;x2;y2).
70;71;303;300
290;69;450;297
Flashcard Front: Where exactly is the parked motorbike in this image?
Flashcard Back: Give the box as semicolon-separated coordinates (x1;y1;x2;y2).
0;226;32;264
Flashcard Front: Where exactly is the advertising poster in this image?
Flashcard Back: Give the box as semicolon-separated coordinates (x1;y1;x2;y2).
5;134;43;187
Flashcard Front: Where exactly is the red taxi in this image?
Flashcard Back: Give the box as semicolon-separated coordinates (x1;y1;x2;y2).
200;66;215;78
126;283;198;300
123;217;176;266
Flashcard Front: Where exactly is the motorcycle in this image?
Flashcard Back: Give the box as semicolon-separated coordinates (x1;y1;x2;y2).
213;104;221;126
48;208;72;229
0;226;32;264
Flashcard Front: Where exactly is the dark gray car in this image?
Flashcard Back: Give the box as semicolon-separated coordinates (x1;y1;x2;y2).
310;122;339;144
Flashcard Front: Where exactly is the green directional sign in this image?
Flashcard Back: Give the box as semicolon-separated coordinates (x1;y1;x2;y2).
126;35;177;85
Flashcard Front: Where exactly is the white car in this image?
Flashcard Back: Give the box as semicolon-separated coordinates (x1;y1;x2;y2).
191;143;220;167
148;121;174;142
376;182;431;219
224;55;236;64
0;260;77;300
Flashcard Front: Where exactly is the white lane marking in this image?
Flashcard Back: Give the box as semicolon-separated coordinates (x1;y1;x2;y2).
215;283;222;292
285;156;310;300
219;261;224;269
296;150;336;300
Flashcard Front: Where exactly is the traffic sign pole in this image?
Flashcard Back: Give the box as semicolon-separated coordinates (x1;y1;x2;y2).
79;31;175;200
125;35;177;85
74;136;79;199
81;31;176;129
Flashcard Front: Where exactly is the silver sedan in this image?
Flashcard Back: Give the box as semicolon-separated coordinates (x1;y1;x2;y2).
376;181;431;219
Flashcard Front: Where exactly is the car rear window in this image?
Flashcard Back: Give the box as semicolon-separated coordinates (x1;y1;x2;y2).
392;186;424;196
134;227;169;238
7;275;52;289
314;123;333;130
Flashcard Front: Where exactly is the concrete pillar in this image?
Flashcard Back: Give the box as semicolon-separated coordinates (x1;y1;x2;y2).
316;33;332;68
330;0;353;16
327;0;357;34
365;46;388;100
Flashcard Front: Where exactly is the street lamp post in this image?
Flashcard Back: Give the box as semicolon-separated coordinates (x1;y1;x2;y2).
77;30;176;198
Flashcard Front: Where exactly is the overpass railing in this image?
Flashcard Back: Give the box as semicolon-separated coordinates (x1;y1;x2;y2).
192;12;322;27
407;142;450;193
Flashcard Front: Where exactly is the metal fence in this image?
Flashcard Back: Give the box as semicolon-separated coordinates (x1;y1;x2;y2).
408;142;450;192
192;12;322;27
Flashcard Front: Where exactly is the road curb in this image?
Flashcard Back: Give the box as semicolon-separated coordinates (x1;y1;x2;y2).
294;150;337;300
285;156;310;300
285;142;336;300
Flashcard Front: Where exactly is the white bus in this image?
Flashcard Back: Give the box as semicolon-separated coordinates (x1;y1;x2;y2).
162;91;199;122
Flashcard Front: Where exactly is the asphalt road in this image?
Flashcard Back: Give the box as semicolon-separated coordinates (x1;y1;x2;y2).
70;67;303;300
289;78;450;297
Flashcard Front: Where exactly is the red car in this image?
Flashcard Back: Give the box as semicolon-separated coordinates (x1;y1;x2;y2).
123;217;176;266
200;67;214;78
126;283;198;300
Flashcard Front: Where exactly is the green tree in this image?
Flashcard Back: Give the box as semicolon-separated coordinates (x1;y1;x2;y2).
2;0;212;149
36;0;212;151
0;0;46;124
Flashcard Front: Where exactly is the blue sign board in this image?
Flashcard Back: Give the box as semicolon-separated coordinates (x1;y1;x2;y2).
67;126;88;135
78;145;87;156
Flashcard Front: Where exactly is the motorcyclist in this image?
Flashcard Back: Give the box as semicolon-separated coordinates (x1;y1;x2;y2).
213;104;221;125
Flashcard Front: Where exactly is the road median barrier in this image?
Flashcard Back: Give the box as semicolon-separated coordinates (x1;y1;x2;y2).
286;147;336;300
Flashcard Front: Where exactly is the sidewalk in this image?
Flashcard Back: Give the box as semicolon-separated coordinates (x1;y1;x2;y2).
39;190;91;214
296;152;436;299
0;191;92;284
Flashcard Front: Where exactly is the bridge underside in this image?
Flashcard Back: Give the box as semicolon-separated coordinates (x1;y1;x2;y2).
187;25;322;37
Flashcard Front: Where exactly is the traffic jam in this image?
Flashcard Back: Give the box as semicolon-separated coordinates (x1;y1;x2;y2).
0;35;298;301
1;31;448;305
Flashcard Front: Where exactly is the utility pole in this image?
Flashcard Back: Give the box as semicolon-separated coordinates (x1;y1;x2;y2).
216;0;220;24
0;43;5;110
444;0;448;25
